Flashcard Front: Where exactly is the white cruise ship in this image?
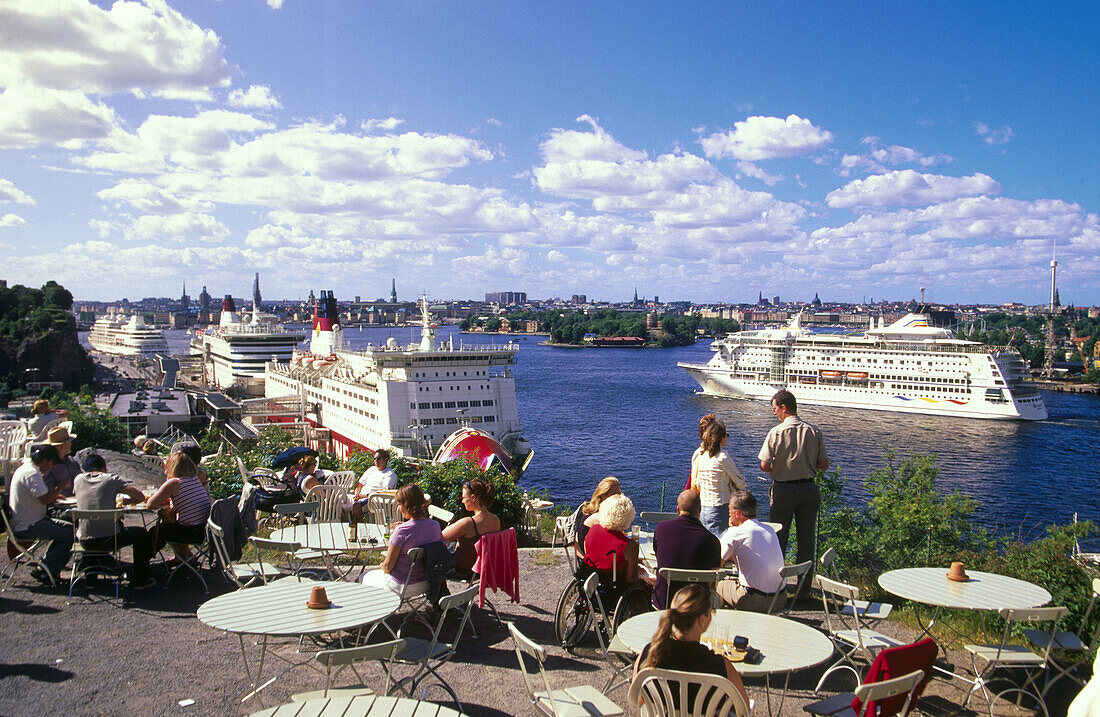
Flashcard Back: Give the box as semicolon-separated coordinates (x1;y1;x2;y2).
679;313;1047;420
88;315;169;357
264;291;532;464
192;296;305;395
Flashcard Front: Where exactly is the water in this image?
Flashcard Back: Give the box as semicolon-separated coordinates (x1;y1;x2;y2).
112;326;1100;535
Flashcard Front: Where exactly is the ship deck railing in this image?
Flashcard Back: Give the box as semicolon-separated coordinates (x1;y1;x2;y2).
722;335;1017;355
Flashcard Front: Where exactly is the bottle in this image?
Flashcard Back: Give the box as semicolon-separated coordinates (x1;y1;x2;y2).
348;515;358;543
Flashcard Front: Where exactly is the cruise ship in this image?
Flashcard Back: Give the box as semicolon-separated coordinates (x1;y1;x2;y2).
679;313;1047;420
192;296;305;395
88;315;169;357
264;291;532;465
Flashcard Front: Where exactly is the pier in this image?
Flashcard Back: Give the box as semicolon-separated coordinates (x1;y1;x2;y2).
1033;380;1100;394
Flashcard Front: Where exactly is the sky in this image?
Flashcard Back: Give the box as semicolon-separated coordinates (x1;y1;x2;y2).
0;1;1098;306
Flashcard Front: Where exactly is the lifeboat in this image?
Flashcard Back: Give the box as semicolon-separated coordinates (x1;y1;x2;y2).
846;372;869;380
820;370;842;378
434;427;517;475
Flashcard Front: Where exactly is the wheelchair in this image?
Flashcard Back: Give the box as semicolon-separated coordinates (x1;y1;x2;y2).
553;553;652;650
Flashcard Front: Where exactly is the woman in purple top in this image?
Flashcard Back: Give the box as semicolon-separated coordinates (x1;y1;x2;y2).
361;483;442;595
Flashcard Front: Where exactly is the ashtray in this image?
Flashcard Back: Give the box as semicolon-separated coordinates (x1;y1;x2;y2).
306;585;332;609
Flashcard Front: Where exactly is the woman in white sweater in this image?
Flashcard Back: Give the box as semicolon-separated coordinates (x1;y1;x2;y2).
690;414;746;536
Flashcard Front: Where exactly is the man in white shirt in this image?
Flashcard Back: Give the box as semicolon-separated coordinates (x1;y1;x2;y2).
8;445;72;584
715;490;786;613
350;449;397;522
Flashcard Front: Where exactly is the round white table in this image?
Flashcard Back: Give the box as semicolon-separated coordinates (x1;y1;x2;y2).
617;609;833;714
270;523;387;552
250;694;462;717
198;580;399;706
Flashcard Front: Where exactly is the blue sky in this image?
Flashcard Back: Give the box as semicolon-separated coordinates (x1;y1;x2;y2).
0;1;1097;305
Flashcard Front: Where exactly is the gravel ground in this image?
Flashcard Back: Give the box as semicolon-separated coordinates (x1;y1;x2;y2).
1;458;1069;716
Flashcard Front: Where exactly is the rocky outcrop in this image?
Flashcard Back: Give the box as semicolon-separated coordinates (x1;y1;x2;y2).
0;319;92;389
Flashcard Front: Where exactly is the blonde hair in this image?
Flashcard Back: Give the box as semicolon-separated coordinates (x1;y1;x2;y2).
298;455;317;472
582;476;621;516
645;584;713;669
165;451;198;478
596;493;635;533
33;399;50;415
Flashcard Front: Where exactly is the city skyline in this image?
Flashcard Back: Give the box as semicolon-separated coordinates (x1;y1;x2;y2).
1;1;1098;305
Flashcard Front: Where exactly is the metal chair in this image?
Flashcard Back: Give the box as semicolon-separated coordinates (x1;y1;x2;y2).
552;515;577;574
820;548;893;626
289;639;405;702
159;525;209;594
508;621;624;717
768;560;813;615
428;504;454;523
804;669;926;717
815;575;905;691
580;571;646;695
206;519;282;589
67;509;127;601
639;511;677;530
389;583;479;710
628;667;751;717
1024;577;1100;693
304;484;350;523
248;536;309;580
963;606;1070;717
804;637;937;717
270;501;332;576
1;501;56;590
657;567;722;611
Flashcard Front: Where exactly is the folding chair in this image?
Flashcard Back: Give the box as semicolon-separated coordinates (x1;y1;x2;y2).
206;519;282;589
963;606;1070;717
579;571;640;696
471;527;520;624
68;509;127;601
157;523;209;594
289;639;405;702
804;638;937;717
820;548;893;626
305;484;349;523
768;560;813;615
428;504;454;523
389;583;478;710
271;501;333;578
639;511;677;531
1024;577;1100;693
657;567;721;611
1;501;56;590
628;667;751;717
508;621;624;717
248;536;308;580
553;515;577;574
816;575;905;691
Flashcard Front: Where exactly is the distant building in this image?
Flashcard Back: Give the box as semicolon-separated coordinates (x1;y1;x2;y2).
391;278;397;303
571;294;587;304
180;283;190;312
772;296;780;306
811;293;822;308
485;291;527;305
252;273;262;307
198;284;211;314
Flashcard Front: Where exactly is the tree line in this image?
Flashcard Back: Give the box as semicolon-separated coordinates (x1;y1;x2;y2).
460;308;740;347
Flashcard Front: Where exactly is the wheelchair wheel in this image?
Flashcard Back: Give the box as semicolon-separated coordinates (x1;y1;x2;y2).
554;579;591;649
611;582;652;632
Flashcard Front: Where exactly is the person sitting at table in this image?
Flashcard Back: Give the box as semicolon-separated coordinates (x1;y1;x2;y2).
361;483;442;596
73;451;156;590
146;451;212;556
584;493;641;592
291;455;327;498
8;444;71;585
350;449;397;523
43;425;82;498
170;440;208;488
633;583;750;712
715;490;786;613
573;476;622;562
442;479;501;580
653;489;722;609
28;399;61;438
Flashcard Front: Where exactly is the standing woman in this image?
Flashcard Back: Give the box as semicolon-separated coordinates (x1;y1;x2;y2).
147;452;212;552
691;415;746;536
442;479;501;579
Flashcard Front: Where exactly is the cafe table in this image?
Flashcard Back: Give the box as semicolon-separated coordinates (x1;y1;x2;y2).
271;523;388;579
616;609;834;715
197;579;399;707
249;694;462;717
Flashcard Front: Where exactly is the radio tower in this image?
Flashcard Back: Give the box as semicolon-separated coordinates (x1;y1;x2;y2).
1042;244;1058;378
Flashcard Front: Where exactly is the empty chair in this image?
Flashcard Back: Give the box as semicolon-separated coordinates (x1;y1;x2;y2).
657;567;722;612
366;492;401;526
639;511;678;530
580;571;643;696
553;515;578;574
804;638;937;717
206;519;283;588
508;621;624;717
628;667;751;717
768;560;813;615
819;548;893;626
304;484;349;523
816;575;905;691
1024;577;1100;692
289;639;405;702
248;536;309;581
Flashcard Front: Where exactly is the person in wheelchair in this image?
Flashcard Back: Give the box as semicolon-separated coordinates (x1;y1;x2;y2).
582;493;645;602
572;476;621;563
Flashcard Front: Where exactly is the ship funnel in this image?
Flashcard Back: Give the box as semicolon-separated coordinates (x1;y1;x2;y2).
220;295;238;327
310;289;342;355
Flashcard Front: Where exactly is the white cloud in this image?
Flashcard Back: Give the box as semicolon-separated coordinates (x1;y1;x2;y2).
0;84;119;148
826;170;1001;209
699;114;833;161
546;249;566;262
361;117;405;133
117;212;231;243
0;213;26;227
736;161;783;186
539;115;648;164
0;179;34;205
266;0;285;8
838;136;953;176
0;0;232;97
974;122;1015;145
486;118;505;127
227;85;281;110
97;179;209;215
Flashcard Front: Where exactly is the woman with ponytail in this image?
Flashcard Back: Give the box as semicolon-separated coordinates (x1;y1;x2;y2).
633;584;749;710
690;414;746;536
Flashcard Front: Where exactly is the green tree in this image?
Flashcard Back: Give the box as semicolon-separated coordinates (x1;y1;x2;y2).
485;317;501;332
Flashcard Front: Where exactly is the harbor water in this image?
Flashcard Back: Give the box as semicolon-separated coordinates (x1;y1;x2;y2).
158;325;1098;536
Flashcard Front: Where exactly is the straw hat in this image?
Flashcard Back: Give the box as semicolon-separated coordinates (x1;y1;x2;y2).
46;425;76;445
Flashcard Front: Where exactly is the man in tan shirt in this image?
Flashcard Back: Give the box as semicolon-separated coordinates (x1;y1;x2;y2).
758;389;828;598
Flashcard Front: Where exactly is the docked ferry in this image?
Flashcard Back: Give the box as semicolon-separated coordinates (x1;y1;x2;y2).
191;296;305;395
264;291;532;466
678;313;1047;420
88;315;168;357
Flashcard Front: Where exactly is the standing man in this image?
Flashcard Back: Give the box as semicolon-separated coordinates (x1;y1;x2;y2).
715;490;786;613
8;445;72;584
652;490;721;609
759;389;828;599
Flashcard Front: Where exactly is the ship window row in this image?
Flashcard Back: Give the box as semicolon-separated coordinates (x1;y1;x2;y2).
413;399;492;410
419;415;492;426
417;385;489;391
414;370;486;377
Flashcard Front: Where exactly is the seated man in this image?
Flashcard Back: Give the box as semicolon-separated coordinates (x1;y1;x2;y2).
73;452;156;590
716;490;786;613
43;425;82;498
8;445;72;584
351;449;397;523
653;489;722;609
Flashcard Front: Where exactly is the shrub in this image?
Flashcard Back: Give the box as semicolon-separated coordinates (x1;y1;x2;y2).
394;457;527;530
46;390;129;453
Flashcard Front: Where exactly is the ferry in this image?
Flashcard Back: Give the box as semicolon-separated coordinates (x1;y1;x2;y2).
678;313;1047;420
88;315;168;357
191;296;305;395
264;290;532;467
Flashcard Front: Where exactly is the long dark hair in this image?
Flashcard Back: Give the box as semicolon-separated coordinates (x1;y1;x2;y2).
645;584;713;669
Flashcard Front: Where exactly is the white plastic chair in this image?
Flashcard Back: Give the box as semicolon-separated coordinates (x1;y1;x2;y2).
815;575;905;691
305;484;349;523
628;667;751;717
508;621;624;717
804;668;925;717
820;548;893;626
0;420;29;490
366;492;401;526
206;519;283;589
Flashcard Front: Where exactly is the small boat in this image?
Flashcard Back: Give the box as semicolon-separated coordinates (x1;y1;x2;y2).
846;372;869;380
820;370;842;378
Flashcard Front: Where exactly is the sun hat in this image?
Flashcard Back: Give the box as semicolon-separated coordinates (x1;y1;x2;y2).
46;425;77;445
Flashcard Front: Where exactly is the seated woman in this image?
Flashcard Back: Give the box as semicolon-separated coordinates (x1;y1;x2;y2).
147;452;212;553
583;492;640;590
442;479;501;579
292;455;326;498
574;476;621;561
633;584;750;712
361;484;442;595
